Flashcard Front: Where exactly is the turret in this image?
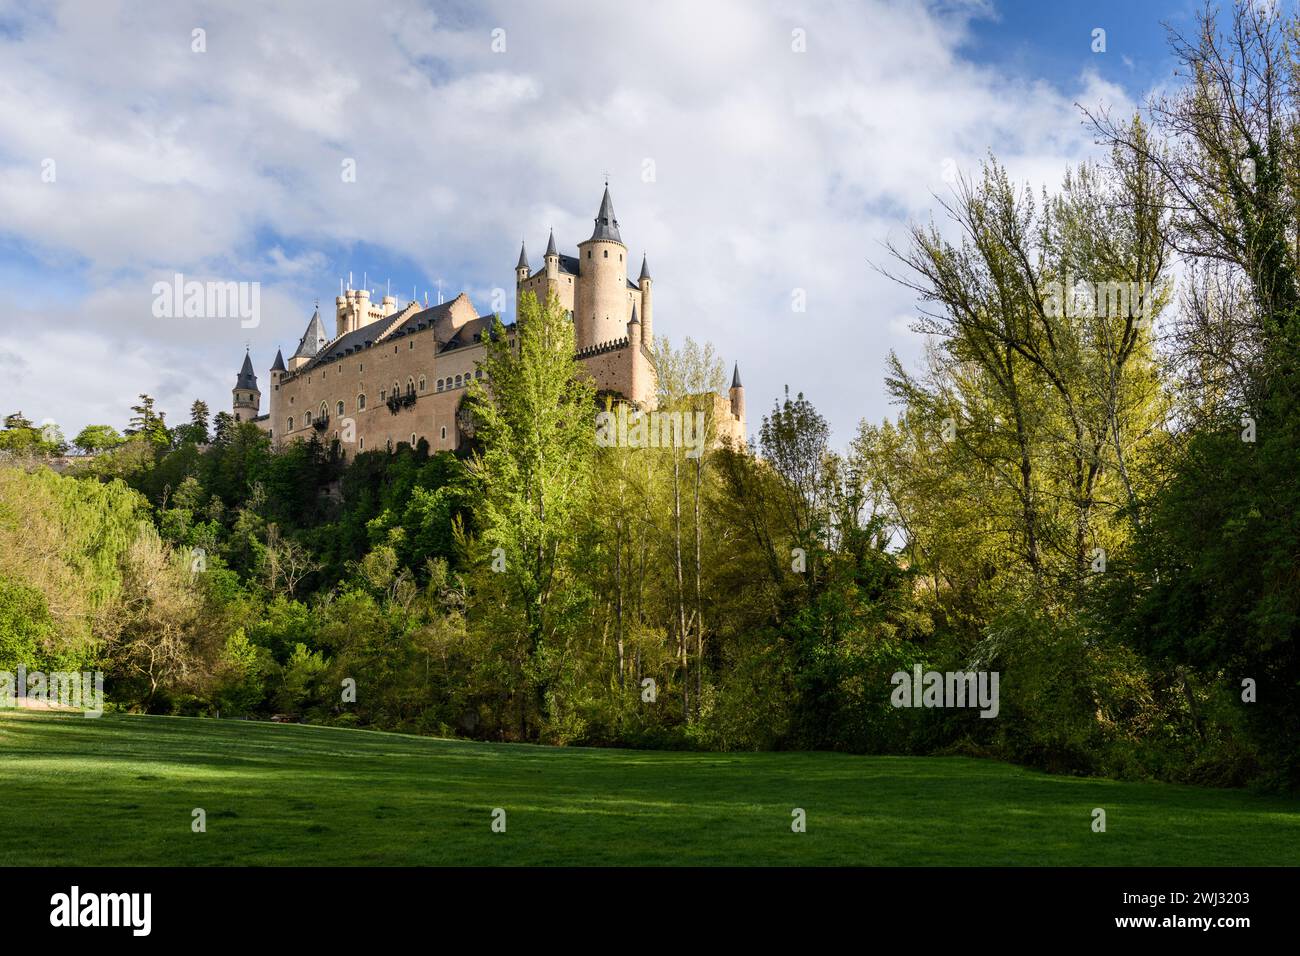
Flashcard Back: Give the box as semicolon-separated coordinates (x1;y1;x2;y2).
575;185;629;349
544;228;558;283
729;362;745;424
289;307;328;371
233;350;260;422
628;301;641;349
638;253;653;347
516;241;530;286
270;348;286;386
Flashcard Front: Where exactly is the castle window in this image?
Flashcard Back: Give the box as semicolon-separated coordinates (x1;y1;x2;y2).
337;401;345;417
359;437;364;450
436;379;444;392
304;412;312;425
440;426;447;440
476;369;483;379
409;341;414;349
603;250;608;258
359;363;364;371
587;251;591;259
393;381;400;397
619;254;623;261
419;376;426;392
406;377;415;396
320;402;328;420
290;397;295;405
235;413;241;422
455;374;462;386
394;345;398;354
379;389;386;401
411;433;417;446
357;394;366;410
288;417;294;430
386;439;393;453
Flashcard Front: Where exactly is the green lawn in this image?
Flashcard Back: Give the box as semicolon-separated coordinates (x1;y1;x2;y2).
1;712;1296;866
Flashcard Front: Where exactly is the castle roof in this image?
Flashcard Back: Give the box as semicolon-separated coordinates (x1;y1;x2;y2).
516;241;529;270
291;308;329;361
639;254;651;281
731;362;742;389
587;186;623;243
236;351;258;390
270;349;285;372
545;229;557;257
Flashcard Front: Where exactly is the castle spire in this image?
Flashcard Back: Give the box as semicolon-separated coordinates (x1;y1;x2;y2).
731;362;742;389
589;185;622;243
516;240;529;270
545;228;557;257
639;253;651;281
270;348;286;372
236;350;258;390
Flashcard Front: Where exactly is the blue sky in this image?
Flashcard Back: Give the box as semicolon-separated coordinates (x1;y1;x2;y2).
0;0;1210;444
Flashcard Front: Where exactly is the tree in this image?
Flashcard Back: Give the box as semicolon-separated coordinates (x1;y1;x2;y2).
127;394;171;447
73;424;123;455
465;291;596;737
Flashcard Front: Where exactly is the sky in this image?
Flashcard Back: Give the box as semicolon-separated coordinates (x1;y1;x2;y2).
0;0;1205;446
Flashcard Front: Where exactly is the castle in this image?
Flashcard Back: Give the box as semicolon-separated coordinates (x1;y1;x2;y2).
232;186;746;456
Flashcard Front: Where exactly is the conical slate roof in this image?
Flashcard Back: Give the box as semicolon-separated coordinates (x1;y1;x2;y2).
236;351;258;390
291;308;329;361
589;186;622;243
639;253;651;281
731;363;742;389
545;228;557;257
516;241;529;270
270;348;286;372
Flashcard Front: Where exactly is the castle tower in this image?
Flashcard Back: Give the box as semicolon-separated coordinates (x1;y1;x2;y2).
270;348;286;387
544;228;559;289
729;362;745;424
515;240;530;290
575;185;629;349
233;350;260;422
289;307;328;371
638;254;653;348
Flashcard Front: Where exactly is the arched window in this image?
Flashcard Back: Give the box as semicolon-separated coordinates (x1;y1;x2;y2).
418;376;426;392
336;400;345;417
410;433;417;446
386;438;393;452
455;374;462;387
475;369;483;379
357;394;366;410
440;426;447;440
392;381;400;397
287;417;294;431
319;402;328;420
603;249;608;258
406;377;415;396
437;379;444;391
379;389;386;401
304;411;312;426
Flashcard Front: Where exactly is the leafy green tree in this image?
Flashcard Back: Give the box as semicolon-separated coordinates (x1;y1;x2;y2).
73;424;123;454
465;291;596;736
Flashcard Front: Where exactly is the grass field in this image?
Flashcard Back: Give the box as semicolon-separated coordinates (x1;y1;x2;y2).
2;712;1297;866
